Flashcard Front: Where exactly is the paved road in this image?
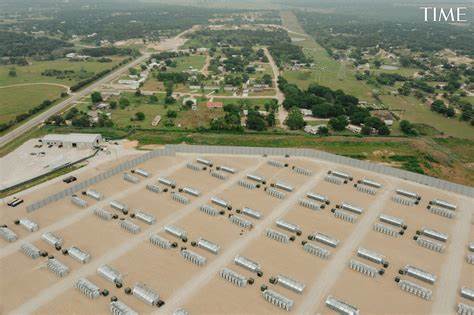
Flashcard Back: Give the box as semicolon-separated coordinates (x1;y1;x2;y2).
263;47;287;127
0;27;197;149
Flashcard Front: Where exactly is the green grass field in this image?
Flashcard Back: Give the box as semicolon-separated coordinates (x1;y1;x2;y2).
381;95;474;140
0;57;125;86
0;85;66;124
280;11;376;102
169;55;206;73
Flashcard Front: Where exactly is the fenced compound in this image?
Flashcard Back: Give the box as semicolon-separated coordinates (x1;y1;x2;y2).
20;243;41;259
266;228;290;243
41;232;63;247
71;195;88;208
74;278;101;299
348;259;379;278
266;187;286;199
135;210;156;225
46;258;70;277
398;279;432;300
211;171;227;180
0;226;18;242
123;173;140;184
110;300;138;315
150;234;173;249
238;179;258;190
68;246;91;264
171;192;190;205
97;264;122;284
303;242;330;259
24;144;474;215
180;249;207;266
93;208;113;220
132;282;160;306
120;219;141;234
292;166;312;176
26;147;175;212
325;295;359;315
229;215;253;229
219;268;248;287
262;289;294;311
19;218;39;232
199;204;219;216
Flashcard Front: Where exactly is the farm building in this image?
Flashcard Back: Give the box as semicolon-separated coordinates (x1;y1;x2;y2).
41;133;102;149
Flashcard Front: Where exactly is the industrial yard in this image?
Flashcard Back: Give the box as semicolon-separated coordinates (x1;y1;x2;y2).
0;145;473;315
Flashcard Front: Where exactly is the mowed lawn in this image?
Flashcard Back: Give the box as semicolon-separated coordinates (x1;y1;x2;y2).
0;57;125;86
0;85;65;124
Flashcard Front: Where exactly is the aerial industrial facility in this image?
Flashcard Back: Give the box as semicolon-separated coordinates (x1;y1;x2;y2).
0;145;473;315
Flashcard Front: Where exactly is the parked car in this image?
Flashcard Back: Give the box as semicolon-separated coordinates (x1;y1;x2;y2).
63;176;77;183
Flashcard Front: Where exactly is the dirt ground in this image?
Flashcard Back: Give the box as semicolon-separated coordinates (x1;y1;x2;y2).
1;150;472;315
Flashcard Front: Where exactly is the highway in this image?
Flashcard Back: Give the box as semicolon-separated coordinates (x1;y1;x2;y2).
0;26;198;148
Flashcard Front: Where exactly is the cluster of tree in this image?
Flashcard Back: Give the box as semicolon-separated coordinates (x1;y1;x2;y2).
297;11;473;55
210;103;243;132
375;73;407;86
13;3;222;43
399;120;418;136
431;100;455;117
80;47;136;57
268;43;311;68
0;31;72;57
0;56;28;66
41;69;76;79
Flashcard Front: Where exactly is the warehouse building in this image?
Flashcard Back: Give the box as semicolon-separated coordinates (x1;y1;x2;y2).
41;133;102;149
